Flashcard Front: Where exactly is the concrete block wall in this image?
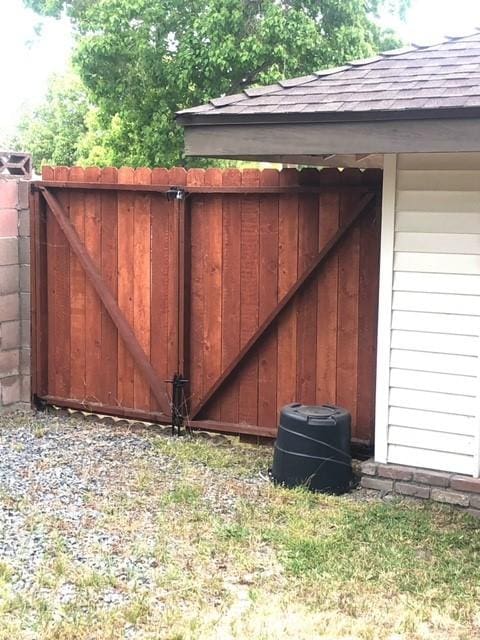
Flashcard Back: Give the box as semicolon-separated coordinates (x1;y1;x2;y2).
0;179;30;410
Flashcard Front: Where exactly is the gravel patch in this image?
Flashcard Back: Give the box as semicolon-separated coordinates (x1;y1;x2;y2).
0;411;268;614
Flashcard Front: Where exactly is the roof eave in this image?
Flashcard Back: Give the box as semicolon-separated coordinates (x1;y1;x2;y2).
176;106;480;127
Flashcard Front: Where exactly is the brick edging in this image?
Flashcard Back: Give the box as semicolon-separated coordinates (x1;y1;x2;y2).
360;460;480;517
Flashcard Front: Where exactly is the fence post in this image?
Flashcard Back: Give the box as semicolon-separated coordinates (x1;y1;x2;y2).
0;152;32;410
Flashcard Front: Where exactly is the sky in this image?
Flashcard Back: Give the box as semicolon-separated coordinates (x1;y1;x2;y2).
1;0;480;143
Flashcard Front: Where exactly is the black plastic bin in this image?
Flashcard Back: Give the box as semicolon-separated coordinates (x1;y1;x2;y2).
271;403;352;494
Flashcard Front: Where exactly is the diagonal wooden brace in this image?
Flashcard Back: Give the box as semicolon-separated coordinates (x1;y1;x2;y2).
39;186;171;416
190;190;377;420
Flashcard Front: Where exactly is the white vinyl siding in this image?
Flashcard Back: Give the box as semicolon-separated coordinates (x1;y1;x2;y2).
377;152;480;476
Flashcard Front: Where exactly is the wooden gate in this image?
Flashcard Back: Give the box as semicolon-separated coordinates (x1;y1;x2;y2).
31;166;381;444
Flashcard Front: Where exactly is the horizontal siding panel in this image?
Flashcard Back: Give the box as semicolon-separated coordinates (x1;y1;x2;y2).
391;329;478;356
387;444;473;475
388;425;474;455
391;310;480;336
396;190;480;213
389;406;476;436
389;387;477;416
390;349;478;376
396;212;480;234
395;232;480;255
398;170;480;192
389;368;476;396
389;158;480;478
398;153;480;171
393;291;480;315
394;252;480;275
393;271;480;296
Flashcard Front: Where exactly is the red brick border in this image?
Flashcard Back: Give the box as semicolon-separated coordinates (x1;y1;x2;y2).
360;459;480;517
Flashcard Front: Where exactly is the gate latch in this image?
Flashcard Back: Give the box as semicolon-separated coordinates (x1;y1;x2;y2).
165;373;189;436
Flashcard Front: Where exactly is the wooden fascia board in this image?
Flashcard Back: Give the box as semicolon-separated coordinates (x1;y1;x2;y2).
183;118;480;157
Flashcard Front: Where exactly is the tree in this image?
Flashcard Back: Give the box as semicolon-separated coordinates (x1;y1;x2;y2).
14;71;122;169
14;72;88;168
24;0;409;166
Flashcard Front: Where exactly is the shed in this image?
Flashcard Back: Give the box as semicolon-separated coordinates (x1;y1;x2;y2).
177;32;480;480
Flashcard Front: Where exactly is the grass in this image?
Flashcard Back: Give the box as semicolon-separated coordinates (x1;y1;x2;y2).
1;427;480;639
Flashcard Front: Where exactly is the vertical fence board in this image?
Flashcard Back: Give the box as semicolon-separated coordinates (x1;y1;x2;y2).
43;167;57;396
31;185;48;398
99;167;118;406
188;169;206;412
84;167;102;403
169;168;187;379
296;169;319;404
239;169;260;425
258;170;279;429
336;169;362;433
133;168;152;410
356;169;382;441
68;167;86;402
316;170;340;406
117;167;135;408
203;169;223;420
53;166;71;397
277;168;299;411
220;171;242;424
175;169;189;378
150;168;171;412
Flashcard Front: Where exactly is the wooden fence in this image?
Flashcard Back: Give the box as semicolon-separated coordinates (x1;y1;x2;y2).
31;165;382;444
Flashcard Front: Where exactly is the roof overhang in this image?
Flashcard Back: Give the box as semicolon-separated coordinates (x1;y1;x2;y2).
180;113;480;162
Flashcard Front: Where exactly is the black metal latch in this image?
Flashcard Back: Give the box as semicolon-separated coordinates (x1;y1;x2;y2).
165;373;189;436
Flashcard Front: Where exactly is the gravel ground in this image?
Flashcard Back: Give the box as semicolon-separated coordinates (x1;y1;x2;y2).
0;411;268;616
1;410;478;640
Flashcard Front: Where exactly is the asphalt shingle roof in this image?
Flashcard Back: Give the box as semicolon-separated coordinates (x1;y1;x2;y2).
177;32;480;120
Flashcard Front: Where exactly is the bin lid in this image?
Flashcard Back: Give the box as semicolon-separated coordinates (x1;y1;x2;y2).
291;404;338;418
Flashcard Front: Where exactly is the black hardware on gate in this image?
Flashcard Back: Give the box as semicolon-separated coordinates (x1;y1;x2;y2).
165;374;189;436
165;187;186;202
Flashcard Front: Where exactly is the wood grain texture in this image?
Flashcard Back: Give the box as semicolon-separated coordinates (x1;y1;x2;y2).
100;167;118;406
296;169;319;405
36;166;380;445
133;168;152;410
356;169;381;441
33;174;49;397
203;168;223;420
258;170;279;428
277;168;299;412
68;167;86;402
169;167;187;378
220;170;242;424
239;169;260;425
316;170;340;407
53;166;71;398
84;167;102;403
150;168;171;412
117;167;135;408
188;169;207;413
40;186;169;414
336;169;362;433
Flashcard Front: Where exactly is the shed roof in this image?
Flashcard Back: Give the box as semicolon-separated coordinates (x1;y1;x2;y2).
177;31;480;125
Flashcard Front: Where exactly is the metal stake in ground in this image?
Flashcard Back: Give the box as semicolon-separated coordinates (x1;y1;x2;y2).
165;374;189;436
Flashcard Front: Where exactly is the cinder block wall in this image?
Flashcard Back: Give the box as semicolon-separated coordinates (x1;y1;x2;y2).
0;179;30;409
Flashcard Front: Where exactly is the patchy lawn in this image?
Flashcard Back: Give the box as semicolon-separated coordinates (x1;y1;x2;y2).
0;412;479;640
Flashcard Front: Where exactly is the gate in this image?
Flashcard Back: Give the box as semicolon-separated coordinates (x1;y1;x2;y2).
31;166;381;444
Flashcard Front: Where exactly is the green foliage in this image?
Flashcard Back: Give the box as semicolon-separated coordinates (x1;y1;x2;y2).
14;71;88;168
23;0;410;166
14;71;122;170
